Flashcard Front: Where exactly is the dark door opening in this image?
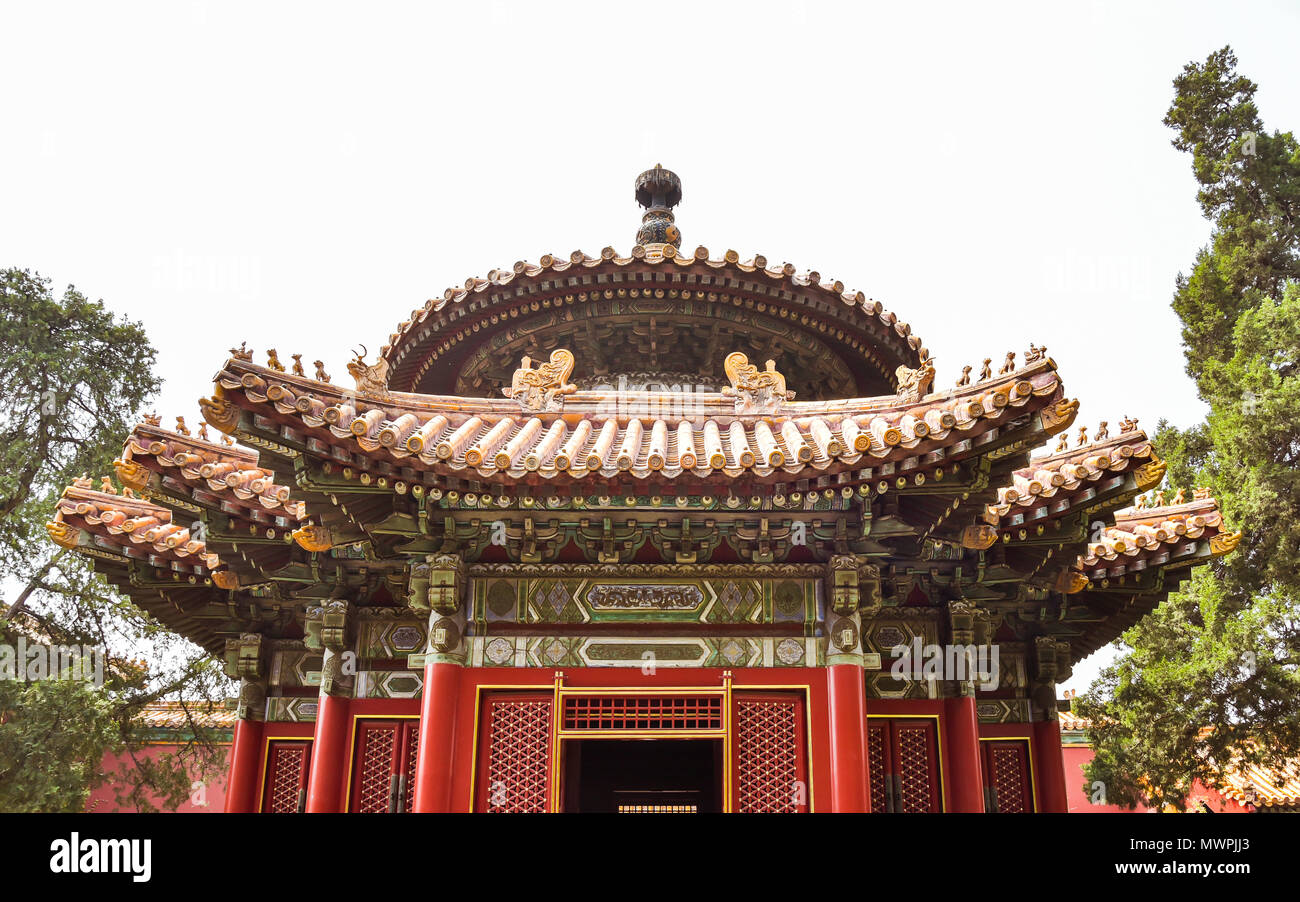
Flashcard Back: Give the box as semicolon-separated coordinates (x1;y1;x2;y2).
562;739;723;813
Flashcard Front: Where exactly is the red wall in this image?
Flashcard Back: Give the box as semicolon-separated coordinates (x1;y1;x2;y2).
86;744;230;813
1062;743;1249;813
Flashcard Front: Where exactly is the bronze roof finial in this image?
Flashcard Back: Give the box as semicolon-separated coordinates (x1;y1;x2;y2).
634;164;682;251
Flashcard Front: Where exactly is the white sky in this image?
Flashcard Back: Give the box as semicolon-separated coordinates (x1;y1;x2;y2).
3;0;1297;693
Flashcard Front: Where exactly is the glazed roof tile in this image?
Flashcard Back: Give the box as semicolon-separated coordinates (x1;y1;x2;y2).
215;355;1066;485
137;701;237;730
1217;758;1300;808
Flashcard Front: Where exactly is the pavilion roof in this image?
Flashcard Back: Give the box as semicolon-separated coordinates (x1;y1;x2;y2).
378;245;928;397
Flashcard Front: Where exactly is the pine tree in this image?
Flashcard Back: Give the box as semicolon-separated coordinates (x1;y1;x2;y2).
0;269;228;812
1077;48;1300;810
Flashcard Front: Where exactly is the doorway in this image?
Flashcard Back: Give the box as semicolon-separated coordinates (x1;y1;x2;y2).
562;739;723;813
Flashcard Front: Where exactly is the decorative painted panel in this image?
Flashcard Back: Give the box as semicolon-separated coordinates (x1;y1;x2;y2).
356;617;427;660
469;565;822;630
975;698;1031;724
269;649;324;688
354;670;425;699
265;696;319;723
863;615;941;699
467;635;823;669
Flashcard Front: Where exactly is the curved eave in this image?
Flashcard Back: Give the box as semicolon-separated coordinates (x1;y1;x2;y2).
1075;499;1236;573
117;423;305;525
983;431;1162;530
1058;497;1239;659
48;486;221;572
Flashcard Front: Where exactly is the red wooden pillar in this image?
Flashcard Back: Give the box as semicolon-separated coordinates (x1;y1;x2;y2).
412;661;462;813
224;717;264;812
827;662;870;812
1032;717;1069;813
943;696;985;812
305;691;350;812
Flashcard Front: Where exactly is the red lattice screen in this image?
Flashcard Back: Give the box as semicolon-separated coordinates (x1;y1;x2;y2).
866;718;942;813
403;729;419;813
867;722;887;813
353;723;397;813
479;694;553;813
732;693;807;813
562;694;723;731
894;723;939;812
982;740;1034;813
262;740;311;813
348;720;420;813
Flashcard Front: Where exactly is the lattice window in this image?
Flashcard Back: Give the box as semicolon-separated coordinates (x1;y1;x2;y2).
482;696;553;813
733;693;807;813
403;728;419;813
354;724;398;813
262;740;310;814
349;720;420;813
894;724;938;813
562;695;723;731
983;740;1033;813
867;718;941;813
867;723;887;813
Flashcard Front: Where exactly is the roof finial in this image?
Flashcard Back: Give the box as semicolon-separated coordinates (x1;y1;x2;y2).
634;164;682;253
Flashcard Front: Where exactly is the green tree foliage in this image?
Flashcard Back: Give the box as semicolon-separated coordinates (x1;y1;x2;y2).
0;269;229;812
1077;48;1300;810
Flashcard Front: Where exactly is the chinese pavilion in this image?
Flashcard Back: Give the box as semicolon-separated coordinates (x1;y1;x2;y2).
48;166;1239;813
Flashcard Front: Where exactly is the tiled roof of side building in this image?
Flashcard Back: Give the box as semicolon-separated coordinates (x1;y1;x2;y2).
137;701;237;730
1059;715;1300;809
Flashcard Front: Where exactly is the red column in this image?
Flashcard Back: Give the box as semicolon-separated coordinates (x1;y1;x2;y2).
224;717;264;813
1032;717;1069;813
305;692;350;812
826;662;869;812
413;661;462;813
943;696;985;812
